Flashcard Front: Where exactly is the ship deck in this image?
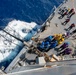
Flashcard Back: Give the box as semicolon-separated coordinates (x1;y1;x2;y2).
39;0;76;57
3;0;76;74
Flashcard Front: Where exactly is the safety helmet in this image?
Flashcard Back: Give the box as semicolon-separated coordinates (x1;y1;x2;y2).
65;42;70;45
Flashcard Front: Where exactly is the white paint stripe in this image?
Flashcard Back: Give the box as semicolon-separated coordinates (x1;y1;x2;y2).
6;67;46;75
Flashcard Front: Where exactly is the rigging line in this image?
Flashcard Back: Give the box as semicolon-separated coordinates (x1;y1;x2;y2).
0;27;30;47
2;25;33;42
1;25;21;38
5;27;22;38
0;33;23;48
0;27;24;43
5;25;23;39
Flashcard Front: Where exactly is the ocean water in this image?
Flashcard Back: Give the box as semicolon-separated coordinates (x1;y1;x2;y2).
0;0;63;26
0;0;64;70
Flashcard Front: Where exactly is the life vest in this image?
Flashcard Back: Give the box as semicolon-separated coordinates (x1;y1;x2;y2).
50;40;58;48
54;34;63;41
58;38;64;45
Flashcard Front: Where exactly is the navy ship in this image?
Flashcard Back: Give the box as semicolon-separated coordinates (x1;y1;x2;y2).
0;0;76;75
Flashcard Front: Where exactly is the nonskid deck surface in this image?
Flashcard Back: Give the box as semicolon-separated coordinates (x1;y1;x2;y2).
39;0;76;58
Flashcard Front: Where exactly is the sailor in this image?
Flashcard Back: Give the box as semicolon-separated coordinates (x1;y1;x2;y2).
58;37;64;45
58;48;73;56
62;33;67;38
65;31;71;38
67;23;75;31
54;34;63;41
71;29;76;35
58;8;65;14
41;25;47;32
68;8;74;15
50;40;58;49
58;7;67;15
38;41;50;52
44;41;50;50
58;42;69;51
38;41;45;51
62;18;70;25
67;8;70;12
68;11;75;18
59;12;67;19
